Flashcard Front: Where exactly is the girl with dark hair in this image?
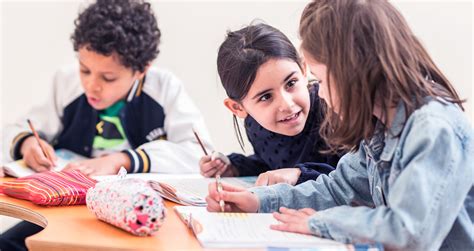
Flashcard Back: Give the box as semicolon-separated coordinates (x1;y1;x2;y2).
206;1;473;250
0;0;212;250
200;23;339;186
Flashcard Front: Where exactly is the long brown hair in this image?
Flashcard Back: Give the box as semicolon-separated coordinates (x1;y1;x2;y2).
299;0;464;153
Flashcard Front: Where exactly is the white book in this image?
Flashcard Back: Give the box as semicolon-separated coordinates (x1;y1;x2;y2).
2;149;87;178
174;206;347;249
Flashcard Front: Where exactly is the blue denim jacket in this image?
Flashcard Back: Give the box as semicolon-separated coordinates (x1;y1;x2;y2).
250;98;474;251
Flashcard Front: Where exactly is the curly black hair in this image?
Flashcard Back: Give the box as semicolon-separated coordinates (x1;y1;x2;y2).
71;0;161;72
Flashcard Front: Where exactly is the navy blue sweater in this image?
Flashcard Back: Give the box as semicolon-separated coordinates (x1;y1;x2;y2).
228;86;340;184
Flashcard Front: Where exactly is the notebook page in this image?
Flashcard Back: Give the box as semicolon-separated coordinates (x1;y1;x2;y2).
188;209;346;249
2;149;86;178
162;177;255;200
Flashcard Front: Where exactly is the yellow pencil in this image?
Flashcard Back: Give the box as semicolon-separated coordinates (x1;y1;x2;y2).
27;119;53;165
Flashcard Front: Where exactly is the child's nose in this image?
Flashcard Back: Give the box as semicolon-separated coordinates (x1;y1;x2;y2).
278;93;295;112
85;80;102;93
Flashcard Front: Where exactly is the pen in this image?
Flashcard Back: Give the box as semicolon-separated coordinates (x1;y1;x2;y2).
193;129;208;156
216;174;225;212
192;129;225;212
27;119;54;166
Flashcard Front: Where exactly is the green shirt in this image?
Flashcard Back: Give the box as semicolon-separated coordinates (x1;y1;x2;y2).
92;101;129;154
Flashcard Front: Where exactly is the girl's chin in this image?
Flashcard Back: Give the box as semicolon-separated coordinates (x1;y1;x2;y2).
276;123;306;136
279;128;304;136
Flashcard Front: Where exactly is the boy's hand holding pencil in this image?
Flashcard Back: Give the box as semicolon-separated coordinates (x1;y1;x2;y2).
20;119;58;172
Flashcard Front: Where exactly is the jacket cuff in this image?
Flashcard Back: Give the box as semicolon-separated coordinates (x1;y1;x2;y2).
295;163;335;184
227;153;246;176
295;164;318;184
10;132;34;160
248;186;280;213
308;213;332;238
121;148;151;173
308;208;354;244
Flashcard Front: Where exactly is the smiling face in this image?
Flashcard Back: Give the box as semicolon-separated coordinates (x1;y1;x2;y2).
78;47;146;110
225;58;310;136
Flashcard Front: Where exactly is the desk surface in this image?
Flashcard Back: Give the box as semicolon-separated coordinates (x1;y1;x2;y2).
0;178;206;251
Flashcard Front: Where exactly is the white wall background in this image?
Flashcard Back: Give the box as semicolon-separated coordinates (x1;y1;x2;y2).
0;0;472;158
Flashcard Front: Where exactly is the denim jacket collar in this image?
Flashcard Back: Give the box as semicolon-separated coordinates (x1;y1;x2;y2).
380;101;406;162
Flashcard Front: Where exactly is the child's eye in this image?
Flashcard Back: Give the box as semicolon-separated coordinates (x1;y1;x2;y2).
80;69;90;75
286;79;297;89
258;93;272;102
102;77;117;83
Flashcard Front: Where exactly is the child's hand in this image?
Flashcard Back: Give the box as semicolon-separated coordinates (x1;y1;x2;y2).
20;136;58;172
199;156;237;177
63;152;130;176
270;207;316;235
206;181;259;213
255;168;302;186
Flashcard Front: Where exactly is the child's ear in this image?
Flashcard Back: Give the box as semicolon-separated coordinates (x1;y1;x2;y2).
224;98;248;118
136;64;151;80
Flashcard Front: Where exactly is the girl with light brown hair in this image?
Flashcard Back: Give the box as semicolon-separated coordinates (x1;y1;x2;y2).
206;1;473;250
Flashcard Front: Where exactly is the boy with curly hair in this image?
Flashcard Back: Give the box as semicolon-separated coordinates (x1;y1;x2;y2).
0;1;212;249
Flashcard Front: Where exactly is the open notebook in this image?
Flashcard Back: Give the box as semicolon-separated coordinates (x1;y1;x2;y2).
2;149;87;178
94;173;256;206
148;176;255;206
174;206;348;249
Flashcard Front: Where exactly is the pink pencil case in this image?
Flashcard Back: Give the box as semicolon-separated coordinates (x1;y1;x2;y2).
0;170;97;206
86;178;166;236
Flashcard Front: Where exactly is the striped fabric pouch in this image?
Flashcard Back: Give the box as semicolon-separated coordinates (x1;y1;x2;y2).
0;170;97;206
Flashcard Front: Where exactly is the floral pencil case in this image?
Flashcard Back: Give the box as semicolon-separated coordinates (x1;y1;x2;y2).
86;177;166;236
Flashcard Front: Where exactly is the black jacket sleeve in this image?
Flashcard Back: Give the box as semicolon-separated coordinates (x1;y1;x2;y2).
294;162;335;184
227;153;270;176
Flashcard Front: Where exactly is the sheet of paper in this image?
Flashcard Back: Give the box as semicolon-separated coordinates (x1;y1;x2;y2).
175;206;347;249
160;176;255;200
2;149;87;178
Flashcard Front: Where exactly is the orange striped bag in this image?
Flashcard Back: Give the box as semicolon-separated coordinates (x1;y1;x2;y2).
0;170;97;206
